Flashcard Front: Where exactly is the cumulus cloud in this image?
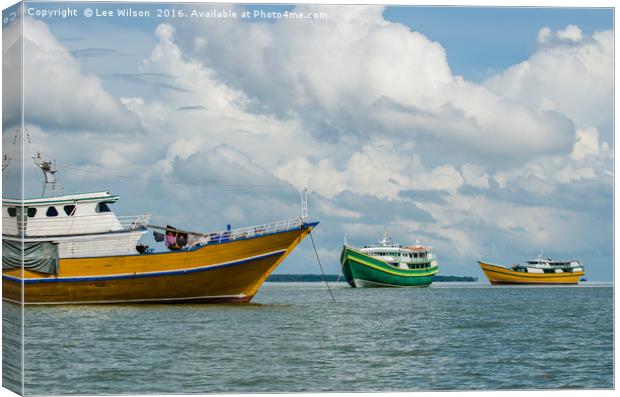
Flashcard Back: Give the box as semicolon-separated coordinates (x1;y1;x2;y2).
493;127;612;196
413;191;608;260
485;25;613;131
15;17;142;134
119;23;325;183
174;5;576;160
13;8;611;277
275;140;465;199
461;163;490;189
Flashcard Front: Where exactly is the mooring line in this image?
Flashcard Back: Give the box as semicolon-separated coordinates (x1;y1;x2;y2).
309;231;336;303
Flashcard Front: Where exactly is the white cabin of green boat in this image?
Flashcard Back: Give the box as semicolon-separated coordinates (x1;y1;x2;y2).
360;243;438;270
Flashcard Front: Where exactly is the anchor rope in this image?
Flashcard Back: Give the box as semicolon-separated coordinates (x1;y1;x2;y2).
309;231;336;303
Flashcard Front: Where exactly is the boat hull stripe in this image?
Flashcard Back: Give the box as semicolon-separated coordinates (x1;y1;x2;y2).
2;294;251;305
2;249;286;284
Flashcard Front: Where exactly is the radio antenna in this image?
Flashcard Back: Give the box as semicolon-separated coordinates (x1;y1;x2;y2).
33;152;63;197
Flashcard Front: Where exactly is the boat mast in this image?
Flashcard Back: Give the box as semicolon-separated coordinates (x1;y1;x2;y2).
299;188;308;220
379;229;392;246
33;152;63;197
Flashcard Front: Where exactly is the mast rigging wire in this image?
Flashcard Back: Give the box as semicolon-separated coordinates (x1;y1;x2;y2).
56;162;289;188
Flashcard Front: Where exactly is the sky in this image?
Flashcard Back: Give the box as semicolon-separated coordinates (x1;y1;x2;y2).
1;1;614;280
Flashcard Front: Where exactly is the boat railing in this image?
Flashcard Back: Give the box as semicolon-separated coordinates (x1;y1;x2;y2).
11;213;152;237
118;214;152;231
405;257;434;264
195;217;306;246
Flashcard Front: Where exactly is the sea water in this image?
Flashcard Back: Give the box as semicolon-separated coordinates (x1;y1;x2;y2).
4;282;614;394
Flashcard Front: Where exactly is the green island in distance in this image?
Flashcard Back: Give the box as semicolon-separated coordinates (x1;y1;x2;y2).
267;274;478;282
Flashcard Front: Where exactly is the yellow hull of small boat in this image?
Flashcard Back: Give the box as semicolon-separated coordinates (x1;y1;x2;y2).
2;223;316;304
479;261;583;285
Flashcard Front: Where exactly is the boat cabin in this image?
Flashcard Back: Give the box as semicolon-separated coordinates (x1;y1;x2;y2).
2;191;149;238
361;245;437;270
512;257;583;274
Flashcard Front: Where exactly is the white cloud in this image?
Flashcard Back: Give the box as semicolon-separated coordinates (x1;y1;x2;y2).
461;163;490;189
122;23;330;184
176;5;575;159
571;127;601;161
493;128;612;195
18;17;142;134
556;24;584;43
315;199;362;219
108;17;611;207
485;26;613;131
276;140;465;199
14;11;611;277
414;192;601;257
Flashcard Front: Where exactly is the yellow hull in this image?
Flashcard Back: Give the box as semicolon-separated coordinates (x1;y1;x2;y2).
479;261;583;285
2;223;317;304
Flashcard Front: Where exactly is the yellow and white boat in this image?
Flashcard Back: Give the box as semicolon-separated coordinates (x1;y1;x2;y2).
479;256;585;285
2;154;318;305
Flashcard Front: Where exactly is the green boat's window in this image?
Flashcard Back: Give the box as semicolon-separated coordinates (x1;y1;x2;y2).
7;207;17;217
27;207;37;217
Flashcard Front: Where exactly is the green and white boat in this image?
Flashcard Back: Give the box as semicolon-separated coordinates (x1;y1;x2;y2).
340;233;438;288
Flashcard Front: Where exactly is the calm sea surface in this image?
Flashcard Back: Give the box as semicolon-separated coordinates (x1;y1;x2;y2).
5;282;614;394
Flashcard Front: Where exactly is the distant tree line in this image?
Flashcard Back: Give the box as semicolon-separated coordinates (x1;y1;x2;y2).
266;274;477;282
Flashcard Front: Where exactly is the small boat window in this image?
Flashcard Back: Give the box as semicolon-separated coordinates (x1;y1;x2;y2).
96;202;112;213
7;207;17;217
64;205;76;216
46;206;59;217
27;208;37;217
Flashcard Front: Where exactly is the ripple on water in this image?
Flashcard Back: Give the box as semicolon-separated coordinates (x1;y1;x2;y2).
16;283;614;394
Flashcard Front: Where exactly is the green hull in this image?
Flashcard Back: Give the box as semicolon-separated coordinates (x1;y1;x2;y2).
340;245;437;288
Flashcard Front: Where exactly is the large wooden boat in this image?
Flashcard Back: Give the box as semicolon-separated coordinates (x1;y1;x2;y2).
340;233;438;288
2;155;318;304
479;256;585;285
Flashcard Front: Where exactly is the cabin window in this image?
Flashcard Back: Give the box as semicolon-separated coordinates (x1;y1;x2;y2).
46;206;58;217
7;207;17;217
27;208;37;217
64;205;76;216
96;202;112;213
